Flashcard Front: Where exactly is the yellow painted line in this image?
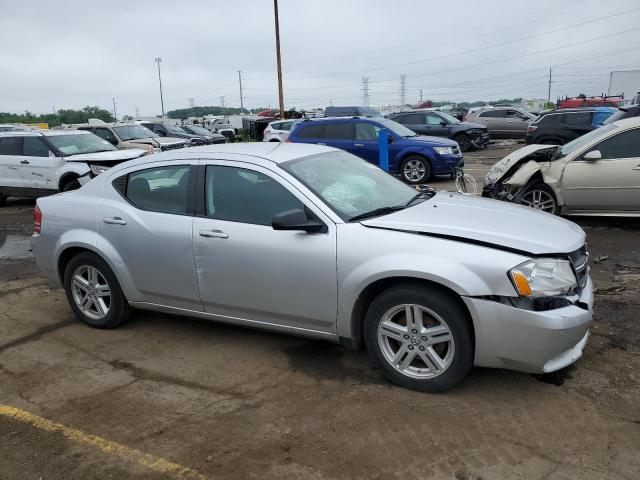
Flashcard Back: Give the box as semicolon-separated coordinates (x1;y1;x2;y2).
0;405;208;480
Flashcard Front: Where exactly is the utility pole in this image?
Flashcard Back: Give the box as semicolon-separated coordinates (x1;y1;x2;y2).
420;89;423;102
361;76;370;105
155;57;165;117
238;70;245;114
219;96;226;108
52;106;56;116
547;67;552;102
135;107;140;119
273;0;285;119
112;97;117;120
400;75;407;106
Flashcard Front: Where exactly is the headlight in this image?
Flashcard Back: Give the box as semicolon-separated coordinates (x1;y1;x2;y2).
509;258;577;297
89;164;110;176
434;146;454;155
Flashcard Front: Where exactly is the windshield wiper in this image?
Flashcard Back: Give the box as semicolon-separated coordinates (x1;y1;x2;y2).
348;205;405;222
403;190;434;207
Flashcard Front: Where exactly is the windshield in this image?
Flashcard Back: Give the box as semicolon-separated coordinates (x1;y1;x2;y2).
47;133;117;155
438;112;460;124
281;151;424;221
183;125;210;135
556;124;616;159
166;125;190;135
216;124;233;129
602;109;625;125
375;118;417;137
113;125;157;140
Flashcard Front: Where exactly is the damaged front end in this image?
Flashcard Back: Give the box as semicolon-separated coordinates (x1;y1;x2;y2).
482;145;559;201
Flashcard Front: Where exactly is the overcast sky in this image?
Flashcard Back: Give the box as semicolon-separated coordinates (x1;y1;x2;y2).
1;0;640;117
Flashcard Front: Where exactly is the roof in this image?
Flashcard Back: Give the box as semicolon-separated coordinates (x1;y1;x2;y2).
0;129;91;138
110;142;338;172
610;116;640;129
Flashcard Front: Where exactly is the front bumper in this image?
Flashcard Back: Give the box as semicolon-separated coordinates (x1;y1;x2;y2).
471;132;490;147
432;154;464;175
462;276;594;373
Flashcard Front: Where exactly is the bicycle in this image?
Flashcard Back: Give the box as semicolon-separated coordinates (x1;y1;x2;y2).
454;167;477;195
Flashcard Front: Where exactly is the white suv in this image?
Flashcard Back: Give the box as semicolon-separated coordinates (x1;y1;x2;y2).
262;119;299;142
0;130;146;206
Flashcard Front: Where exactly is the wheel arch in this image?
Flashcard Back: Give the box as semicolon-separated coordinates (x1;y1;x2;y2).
344;276;476;351
58;172;80;191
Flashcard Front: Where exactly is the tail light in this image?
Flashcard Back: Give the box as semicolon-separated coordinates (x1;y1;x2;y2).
527;125;538;133
34;205;42;234
285;138;292;143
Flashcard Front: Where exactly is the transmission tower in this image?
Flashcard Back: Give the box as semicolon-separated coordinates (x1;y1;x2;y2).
361;76;370;105
219;96;226;108
188;97;195;108
400;75;407;106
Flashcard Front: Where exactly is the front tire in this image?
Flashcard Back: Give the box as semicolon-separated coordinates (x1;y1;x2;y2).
454;133;473;152
516;182;558;214
400;155;431;184
63;252;131;328
364;283;473;392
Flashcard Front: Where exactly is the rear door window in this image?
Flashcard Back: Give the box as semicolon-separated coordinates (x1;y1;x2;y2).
479;110;505;118
297;124;324;139
0;137;22;155
94;128;118;143
22;137;50;157
425;113;444;125
564;112;593;126
355;123;381;140
123;165;193;215
323;123;354;140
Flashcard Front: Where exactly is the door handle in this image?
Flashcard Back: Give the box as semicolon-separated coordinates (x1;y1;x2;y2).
354;143;364;147
20;160;30;164
199;229;229;239
103;217;127;225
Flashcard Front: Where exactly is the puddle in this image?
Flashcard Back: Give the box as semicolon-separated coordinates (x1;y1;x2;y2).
0;232;32;259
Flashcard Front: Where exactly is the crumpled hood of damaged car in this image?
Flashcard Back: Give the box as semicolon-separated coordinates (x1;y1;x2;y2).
485;144;557;184
361;191;585;255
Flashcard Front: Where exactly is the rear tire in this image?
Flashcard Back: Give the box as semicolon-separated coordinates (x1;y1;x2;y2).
63;252;131;329
454;133;473;152
364;283;473;392
0;193;6;207
400;155;431;184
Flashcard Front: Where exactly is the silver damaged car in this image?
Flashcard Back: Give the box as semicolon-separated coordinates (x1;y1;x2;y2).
31;143;593;392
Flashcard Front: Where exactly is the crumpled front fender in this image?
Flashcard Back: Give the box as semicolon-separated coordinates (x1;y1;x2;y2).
504;160;541;187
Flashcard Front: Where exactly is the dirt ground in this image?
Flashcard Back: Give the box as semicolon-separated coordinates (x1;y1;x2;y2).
1;143;639;480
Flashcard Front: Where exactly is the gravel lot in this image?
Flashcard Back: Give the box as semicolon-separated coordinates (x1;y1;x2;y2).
1;143;639;480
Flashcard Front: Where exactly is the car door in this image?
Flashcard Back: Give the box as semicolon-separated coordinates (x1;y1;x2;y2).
97;161;202;310
563;127;640;211
292;123;325;145
477;110;504;136
192;161;337;334
323;122;355;154
424;113;450;137
560;112;594;143
504;110;531;138
0;136;26;191
20;136;63;190
394;113;426;135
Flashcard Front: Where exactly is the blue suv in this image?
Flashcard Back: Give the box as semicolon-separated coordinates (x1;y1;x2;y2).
288;117;462;184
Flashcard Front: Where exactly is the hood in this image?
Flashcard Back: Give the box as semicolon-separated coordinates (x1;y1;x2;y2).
485;144;557;184
155;137;187;146
458;121;487;130
406;135;458;147
361;192;585;255
64;148;146;162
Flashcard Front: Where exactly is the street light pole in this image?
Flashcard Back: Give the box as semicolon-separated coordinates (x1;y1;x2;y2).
238;70;244;114
155;57;165;117
273;0;285;119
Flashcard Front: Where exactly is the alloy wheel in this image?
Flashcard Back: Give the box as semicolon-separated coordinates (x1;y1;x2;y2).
377;304;455;379
520;189;556;213
71;265;111;320
403;159;426;183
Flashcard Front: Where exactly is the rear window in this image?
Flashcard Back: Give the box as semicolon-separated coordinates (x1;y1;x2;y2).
0;136;23;155
22;137;50;157
564;112;593;126
123;165;192;215
296;124;324;139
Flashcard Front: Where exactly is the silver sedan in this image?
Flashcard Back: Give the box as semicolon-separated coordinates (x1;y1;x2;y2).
32;143;593;392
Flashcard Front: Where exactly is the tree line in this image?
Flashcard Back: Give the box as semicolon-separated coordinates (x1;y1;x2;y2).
0;106;114;127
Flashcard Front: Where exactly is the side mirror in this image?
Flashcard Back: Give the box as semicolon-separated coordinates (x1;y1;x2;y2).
583;150;602;161
440;121;448;126
107;138;118;145
272;208;324;233
387;134;394;143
